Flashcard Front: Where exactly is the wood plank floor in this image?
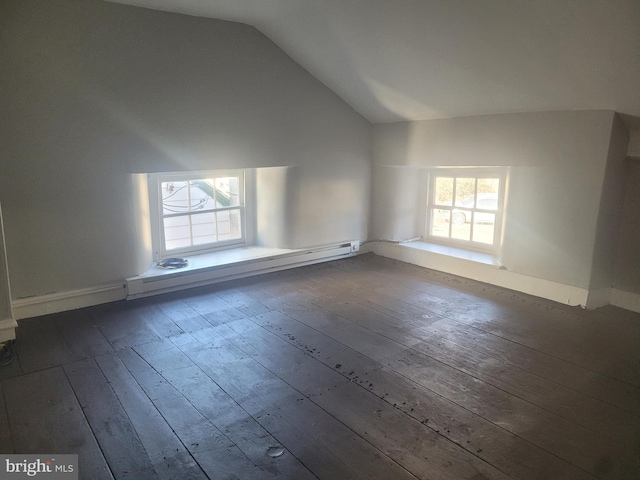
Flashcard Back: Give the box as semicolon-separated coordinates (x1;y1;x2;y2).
1;253;638;479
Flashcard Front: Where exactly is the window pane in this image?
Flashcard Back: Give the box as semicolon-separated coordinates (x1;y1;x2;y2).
477;178;499;211
478;178;500;196
451;216;471;241
163;215;192;250
430;208;450;238
477;197;498;210
455;178;476;207
163;215;190;241
229;209;242;239
434;177;453;206
190;212;215;245
214;176;240;208
158;172;244;254
161;180;219;214
188;179;217;212
216;209;242;241
216;210;231;240
161;181;190;215
191;212;215;225
451;209;469;226
473;213;495;244
427;171;503;251
165;238;192;250
213;176;240;208
193;235;217;246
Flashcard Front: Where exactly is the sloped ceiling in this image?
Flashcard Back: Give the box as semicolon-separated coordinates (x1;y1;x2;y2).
106;0;640;124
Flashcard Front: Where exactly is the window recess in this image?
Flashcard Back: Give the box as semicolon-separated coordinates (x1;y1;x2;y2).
150;170;245;259
427;168;506;252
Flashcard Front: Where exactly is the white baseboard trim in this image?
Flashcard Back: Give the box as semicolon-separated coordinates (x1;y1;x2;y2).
13;243;634;320
585;288;612;310
12;283;127;320
367;241;591;307
10;242;360;319
610;289;640;313
0;317;17;342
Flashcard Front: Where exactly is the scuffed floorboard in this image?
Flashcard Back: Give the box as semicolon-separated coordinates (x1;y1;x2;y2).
1;253;638;479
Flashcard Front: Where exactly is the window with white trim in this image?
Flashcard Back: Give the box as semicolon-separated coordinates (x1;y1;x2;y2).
150;170;245;258
427;169;506;252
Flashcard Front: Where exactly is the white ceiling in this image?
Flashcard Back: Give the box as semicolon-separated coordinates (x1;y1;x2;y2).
107;0;640;124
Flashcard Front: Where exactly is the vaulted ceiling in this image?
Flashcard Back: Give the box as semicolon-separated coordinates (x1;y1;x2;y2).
107;0;640;125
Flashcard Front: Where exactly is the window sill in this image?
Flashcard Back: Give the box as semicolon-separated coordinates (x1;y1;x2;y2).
393;240;501;267
135;246;295;280
126;242;357;299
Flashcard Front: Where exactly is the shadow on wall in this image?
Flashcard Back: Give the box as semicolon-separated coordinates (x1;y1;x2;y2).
618;114;640;158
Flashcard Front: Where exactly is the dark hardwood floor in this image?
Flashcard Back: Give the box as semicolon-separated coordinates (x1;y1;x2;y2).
1;253;638;479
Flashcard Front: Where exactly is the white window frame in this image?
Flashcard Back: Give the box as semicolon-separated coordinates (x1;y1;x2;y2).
149;170;246;259
426;168;507;253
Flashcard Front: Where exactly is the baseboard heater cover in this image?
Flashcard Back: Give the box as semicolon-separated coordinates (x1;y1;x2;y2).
126;242;358;300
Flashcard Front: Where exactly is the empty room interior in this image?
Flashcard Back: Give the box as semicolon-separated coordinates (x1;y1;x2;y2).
1;1;639;479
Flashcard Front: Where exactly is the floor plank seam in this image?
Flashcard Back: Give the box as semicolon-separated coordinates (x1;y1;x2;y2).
216;322;429;480
307;299;638;441
61;363;117;480
4;255;638;479
247;308;597;480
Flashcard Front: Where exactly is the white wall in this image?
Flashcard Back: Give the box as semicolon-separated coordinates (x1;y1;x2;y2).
372;110;616;289
613;159;640;293
255;167;296;249
0;0;371;300
370;166;427;242
0;204;17;341
0;205;13;321
589;115;630;290
629;130;640;158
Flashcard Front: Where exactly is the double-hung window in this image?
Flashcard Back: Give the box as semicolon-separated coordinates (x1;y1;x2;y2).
427;168;506;252
151;170;245;258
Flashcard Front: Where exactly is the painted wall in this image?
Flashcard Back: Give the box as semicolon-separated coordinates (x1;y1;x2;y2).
613;159;640;293
370;166;427;242
0;0;370;299
255;167;295;249
372;110;616;289
623;116;640;159
629;130;640;158
0;205;13;321
589;115;630;290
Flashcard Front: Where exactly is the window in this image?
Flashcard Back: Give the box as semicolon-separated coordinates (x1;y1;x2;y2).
427;169;506;251
150;170;245;258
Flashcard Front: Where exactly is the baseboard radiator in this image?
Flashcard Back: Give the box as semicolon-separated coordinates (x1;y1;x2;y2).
126;241;359;300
